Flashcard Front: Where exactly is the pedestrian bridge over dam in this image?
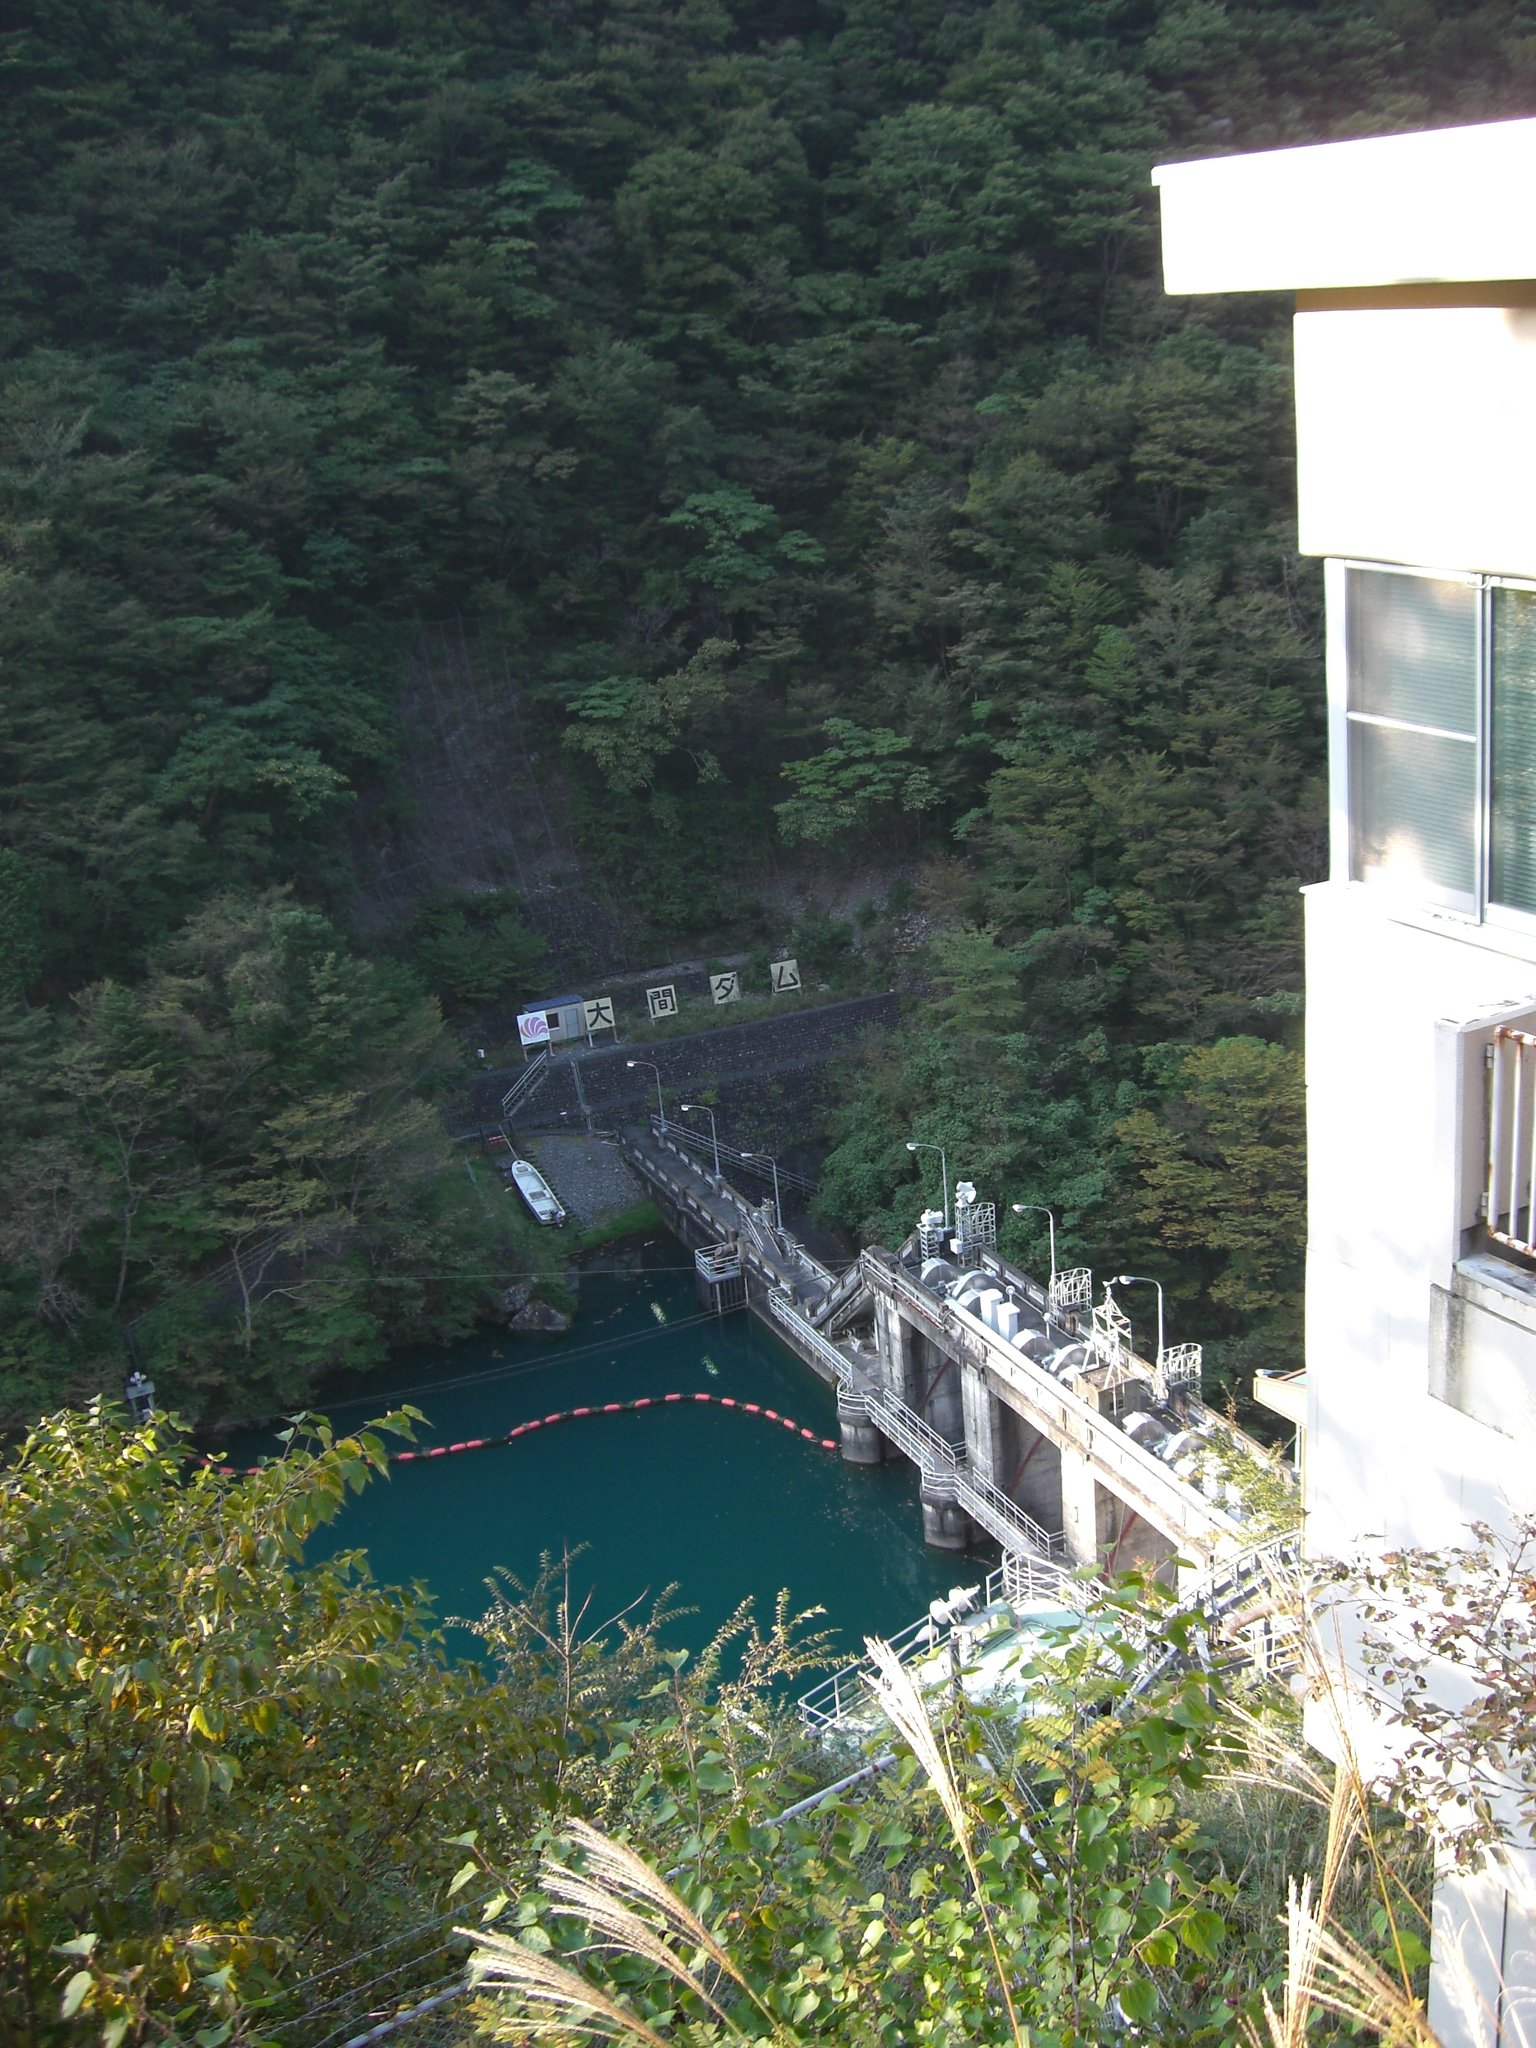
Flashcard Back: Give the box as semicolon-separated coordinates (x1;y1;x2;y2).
619;1125;1281;1588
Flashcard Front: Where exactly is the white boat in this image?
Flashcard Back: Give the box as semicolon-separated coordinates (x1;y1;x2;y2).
506;1157;567;1227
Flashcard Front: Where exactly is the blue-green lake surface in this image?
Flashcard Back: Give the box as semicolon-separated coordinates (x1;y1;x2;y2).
240;1247;969;1662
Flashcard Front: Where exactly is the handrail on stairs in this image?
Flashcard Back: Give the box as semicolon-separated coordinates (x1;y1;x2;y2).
500;1049;550;1119
766;1293;1065;1563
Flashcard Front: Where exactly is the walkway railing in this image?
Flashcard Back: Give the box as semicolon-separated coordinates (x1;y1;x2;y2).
1125;1530;1304;1701
766;1293;1066;1564
631;1129;838;1302
808;1259;870;1331
797;1558;1081;1733
799;1532;1305;1735
953;1462;1064;1561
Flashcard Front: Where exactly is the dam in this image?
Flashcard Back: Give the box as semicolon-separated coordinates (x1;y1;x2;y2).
618;1121;1279;1590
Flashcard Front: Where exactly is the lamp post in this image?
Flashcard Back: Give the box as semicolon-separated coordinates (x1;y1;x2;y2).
743;1151;782;1230
1011;1202;1057;1296
906;1139;949;1231
681;1102;721;1179
1110;1273;1165;1370
626;1058;665;1132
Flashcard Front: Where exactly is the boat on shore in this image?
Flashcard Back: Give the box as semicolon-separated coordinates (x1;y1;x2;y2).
505;1156;567;1227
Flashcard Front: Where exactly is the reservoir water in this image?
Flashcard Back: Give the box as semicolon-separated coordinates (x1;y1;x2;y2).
252;1244;969;1663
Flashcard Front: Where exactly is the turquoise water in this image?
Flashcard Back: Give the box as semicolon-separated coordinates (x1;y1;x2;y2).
239;1248;969;1662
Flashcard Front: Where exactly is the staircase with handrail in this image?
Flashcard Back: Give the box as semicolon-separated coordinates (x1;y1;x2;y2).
766;1292;1066;1565
500;1049;551;1122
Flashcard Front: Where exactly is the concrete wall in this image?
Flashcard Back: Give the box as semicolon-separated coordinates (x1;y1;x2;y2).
992;1399;1065;1536
1302;881;1536;1568
1295;293;1536;579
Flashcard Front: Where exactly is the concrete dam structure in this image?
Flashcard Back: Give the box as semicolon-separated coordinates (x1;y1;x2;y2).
621;1125;1269;1587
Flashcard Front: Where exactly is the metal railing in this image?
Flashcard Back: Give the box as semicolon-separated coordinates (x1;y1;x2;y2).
1486;1025;1536;1254
636;1129;836;1295
798;1558;1081;1732
1050;1266;1093;1314
1125;1530;1304;1701
1157;1341;1203;1403
768;1292;861;1383
500;1049;550;1119
766;1294;1066;1564
953;1461;1064;1561
695;1243;743;1282
807;1260;869;1330
658;1120;821;1199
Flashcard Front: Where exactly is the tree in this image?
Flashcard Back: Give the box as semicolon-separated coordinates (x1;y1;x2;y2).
776;718;939;849
0;891;556;1426
1117;1036;1306;1376
1;1404;484;2044
1350;1512;1536;1867
565;638;739;800
0;1402;830;2047
0;847;43;1002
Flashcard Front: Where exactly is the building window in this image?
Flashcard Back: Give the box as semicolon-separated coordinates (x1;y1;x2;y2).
1341;564;1536;922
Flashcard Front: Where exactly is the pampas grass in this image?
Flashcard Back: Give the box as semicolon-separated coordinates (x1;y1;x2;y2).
463;1816;785;2046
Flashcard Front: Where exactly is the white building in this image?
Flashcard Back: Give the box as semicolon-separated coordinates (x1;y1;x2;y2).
1154;119;1536;2047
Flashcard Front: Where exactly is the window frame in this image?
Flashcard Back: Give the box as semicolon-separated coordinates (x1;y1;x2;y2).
1328;557;1536;934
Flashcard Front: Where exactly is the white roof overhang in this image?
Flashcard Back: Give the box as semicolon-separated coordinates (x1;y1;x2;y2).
1153;116;1536;295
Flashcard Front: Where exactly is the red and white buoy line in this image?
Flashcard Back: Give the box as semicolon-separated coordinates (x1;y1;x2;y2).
214;1393;839;1475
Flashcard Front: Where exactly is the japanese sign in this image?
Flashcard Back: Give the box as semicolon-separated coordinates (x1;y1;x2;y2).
646;984;678;1021
583;996;615;1036
517;1010;551;1047
769;957;801;993
710;971;741;1005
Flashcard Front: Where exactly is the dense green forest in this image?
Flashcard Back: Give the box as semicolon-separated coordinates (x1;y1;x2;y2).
6;0;1536;1422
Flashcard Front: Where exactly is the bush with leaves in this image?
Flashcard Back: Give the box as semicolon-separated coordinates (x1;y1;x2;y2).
0;1404;835;2047
465;1575;1436;2046
1347;1513;1536;1870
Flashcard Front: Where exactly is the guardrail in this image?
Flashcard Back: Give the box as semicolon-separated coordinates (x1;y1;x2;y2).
658;1120;821;1199
807;1259;870;1330
769;1294;861;1380
797;1557;1081;1732
634;1129;838;1295
954;1461;1064;1560
800;1532;1304;1734
1125;1530;1304;1700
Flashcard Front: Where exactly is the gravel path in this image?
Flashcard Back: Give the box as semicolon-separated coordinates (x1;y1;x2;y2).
521;1132;645;1228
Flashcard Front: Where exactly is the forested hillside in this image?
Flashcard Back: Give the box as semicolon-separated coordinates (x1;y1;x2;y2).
5;0;1535;1422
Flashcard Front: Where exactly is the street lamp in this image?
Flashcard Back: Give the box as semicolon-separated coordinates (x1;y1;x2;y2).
626;1058;665;1132
906;1139;949;1230
1011;1203;1056;1295
680;1102;721;1179
1110;1273;1165;1369
743;1151;782;1230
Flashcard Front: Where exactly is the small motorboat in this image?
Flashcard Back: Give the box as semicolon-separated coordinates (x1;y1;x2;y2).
505;1156;567;1226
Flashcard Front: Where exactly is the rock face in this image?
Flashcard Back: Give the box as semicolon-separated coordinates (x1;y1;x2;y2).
506;1298;572;1336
